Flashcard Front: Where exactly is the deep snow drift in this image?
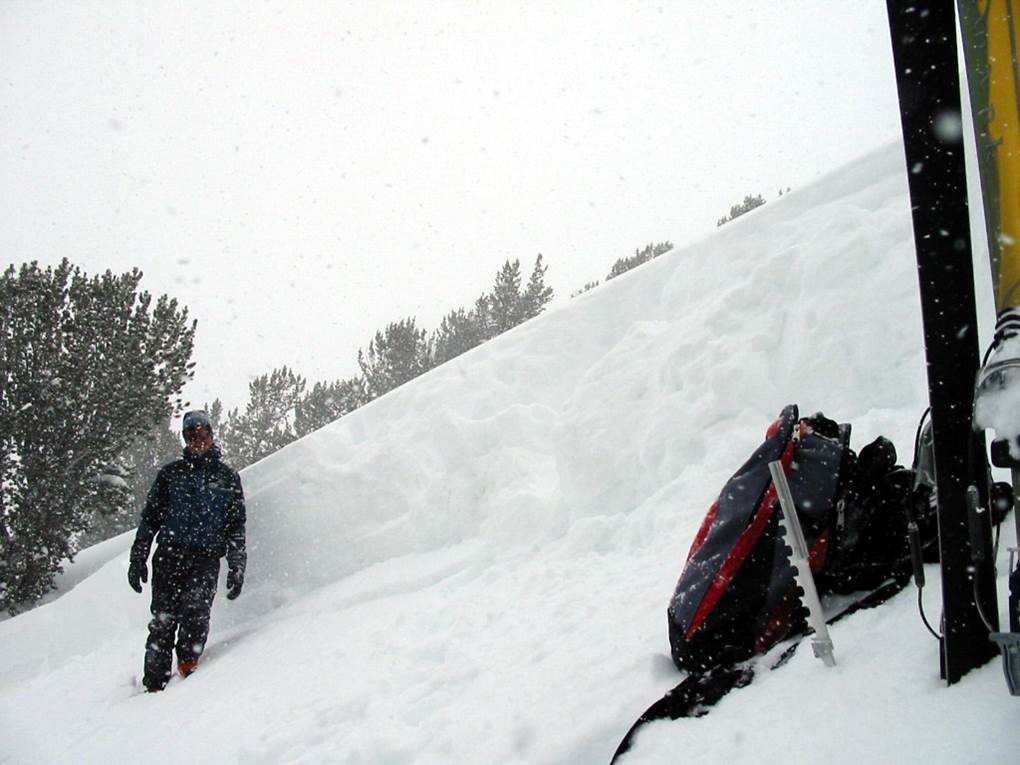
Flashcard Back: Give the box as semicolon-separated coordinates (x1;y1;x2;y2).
1;142;1015;764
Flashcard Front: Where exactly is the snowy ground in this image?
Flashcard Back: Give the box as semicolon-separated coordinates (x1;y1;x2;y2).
1;142;1016;764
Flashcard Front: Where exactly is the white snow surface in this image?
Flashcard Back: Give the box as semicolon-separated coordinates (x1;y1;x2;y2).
1;142;1015;764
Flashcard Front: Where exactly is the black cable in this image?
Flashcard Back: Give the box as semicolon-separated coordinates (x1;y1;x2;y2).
973;576;998;633
910;407;942;640
982;336;997;366
912;407;931;467
917;586;942;640
909;406;1002;639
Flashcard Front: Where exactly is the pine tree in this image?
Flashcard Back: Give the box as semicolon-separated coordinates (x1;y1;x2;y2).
206;399;224;432
358;318;432;401
606;242;674;281
521;254;555;320
431;307;486;366
0;260;195;613
488;259;524;334
717;194;766;226
294;377;367;437
218;367;306;468
431;255;555;367
79;417;182;547
571;280;601;298
472;292;494;343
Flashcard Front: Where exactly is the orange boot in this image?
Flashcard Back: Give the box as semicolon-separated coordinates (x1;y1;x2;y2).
178;659;200;678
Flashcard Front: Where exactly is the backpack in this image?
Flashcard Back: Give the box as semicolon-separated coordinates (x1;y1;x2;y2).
666;404;920;673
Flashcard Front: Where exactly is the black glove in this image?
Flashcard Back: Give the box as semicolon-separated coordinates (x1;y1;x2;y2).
226;566;244;600
128;559;148;593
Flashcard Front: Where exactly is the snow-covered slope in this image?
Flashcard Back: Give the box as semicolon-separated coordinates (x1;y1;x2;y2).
1;142;1013;764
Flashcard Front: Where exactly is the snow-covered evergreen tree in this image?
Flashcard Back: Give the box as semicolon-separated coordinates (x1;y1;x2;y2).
294;377;367;437
0;260;195;614
218;367;306;468
488;259;524;335
431;307;486;366
521;254;554;320
77;458;134;546
79;417;183;547
358;318;431;401
717;194;766;226
606;242;674;281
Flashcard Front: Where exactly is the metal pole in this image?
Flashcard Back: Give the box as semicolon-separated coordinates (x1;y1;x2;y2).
769;461;836;667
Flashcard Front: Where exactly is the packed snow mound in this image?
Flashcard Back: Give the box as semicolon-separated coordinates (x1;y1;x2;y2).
228;142;926;626
2;141;1012;764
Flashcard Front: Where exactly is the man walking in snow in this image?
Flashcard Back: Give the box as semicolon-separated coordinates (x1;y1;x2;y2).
127;410;247;692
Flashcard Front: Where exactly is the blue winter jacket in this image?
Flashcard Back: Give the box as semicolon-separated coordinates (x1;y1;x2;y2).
130;446;246;573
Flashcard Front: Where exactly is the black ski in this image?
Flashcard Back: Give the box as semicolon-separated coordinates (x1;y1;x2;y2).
609;579;905;763
884;0;999;683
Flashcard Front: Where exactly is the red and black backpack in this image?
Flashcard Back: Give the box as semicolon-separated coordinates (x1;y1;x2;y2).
666;404;921;673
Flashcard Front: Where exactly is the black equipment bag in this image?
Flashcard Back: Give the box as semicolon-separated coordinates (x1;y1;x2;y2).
666;404;920;673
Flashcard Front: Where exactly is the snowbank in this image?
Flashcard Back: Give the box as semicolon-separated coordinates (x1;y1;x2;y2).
1;141;1014;764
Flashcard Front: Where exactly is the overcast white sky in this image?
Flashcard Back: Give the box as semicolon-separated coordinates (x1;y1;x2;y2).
1;1;902;410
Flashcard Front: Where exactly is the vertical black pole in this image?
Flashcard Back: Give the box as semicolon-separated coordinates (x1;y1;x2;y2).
885;0;998;683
